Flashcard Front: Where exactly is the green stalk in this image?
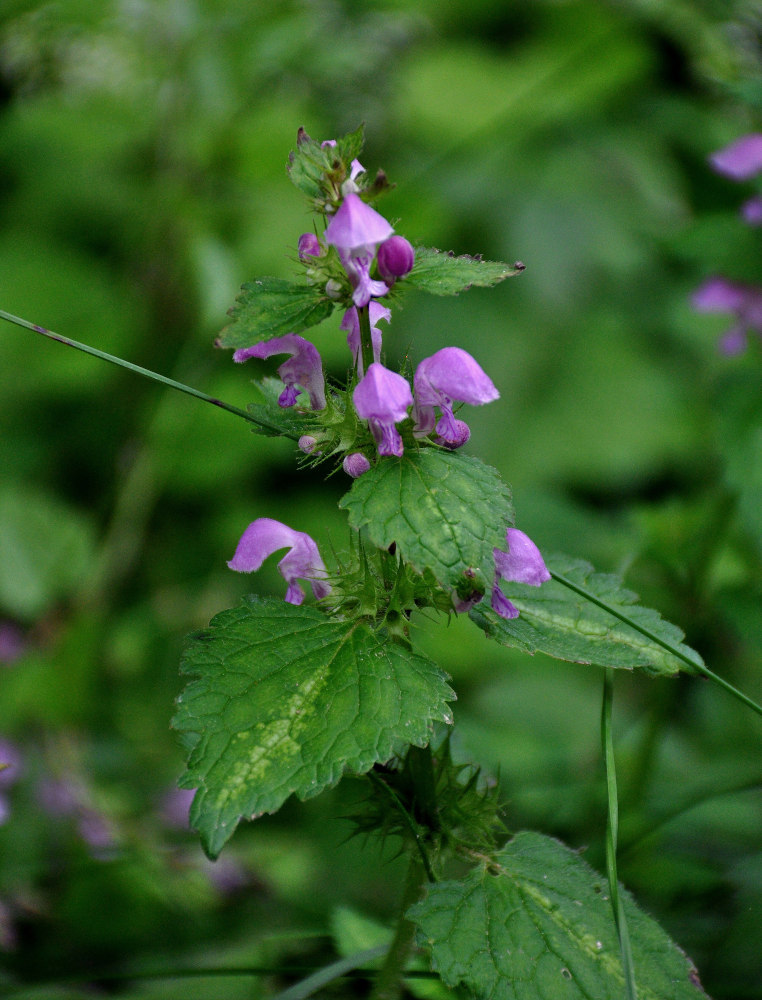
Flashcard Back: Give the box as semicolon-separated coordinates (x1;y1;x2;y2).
370;853;427;1000
602;669;638;1000
0;308;296;440
356;303;374;375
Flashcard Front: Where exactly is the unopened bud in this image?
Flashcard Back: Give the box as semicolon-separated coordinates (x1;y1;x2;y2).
342;452;371;478
298;435;322;455
298;233;322;260
376;236;415;283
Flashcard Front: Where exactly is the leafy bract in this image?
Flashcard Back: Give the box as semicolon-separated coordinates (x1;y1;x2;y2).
287;124;366;200
408;831;709;1000
244;377;322;439
406;246;525;296
217;278;335;350
339;450;513;594
470;553;703;676
173;596;454;858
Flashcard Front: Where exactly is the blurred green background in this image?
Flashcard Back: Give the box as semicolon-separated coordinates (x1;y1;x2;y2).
2;0;762;996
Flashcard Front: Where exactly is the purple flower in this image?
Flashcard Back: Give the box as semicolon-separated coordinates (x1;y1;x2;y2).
233;334;326;410
340;302;391;375
709;134;762;180
692;276;762;355
413;347;499;448
741;196;762;225
343;452;371;478
160;786;196;830
353;363;413;457
324;192;393;307
0;623;24;665
491;528;551;620
0;742;22;791
377;236;415;283
298;233;323;260
227;517;331;605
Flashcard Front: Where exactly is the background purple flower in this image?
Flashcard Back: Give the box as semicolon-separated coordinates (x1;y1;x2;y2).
709;134;762;180
692;276;762;355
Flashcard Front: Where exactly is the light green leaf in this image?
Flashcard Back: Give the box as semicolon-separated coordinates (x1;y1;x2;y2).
406;247;525;296
173;596;454;858
0;486;95;620
217;278;335;350
339;450;513;594
408;831;709;1000
470;553;704;677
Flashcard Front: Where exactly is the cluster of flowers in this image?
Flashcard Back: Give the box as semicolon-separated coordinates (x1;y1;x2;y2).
693;134;762;354
227;139;550;620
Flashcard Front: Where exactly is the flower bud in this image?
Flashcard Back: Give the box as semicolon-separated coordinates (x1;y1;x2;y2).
298;233;322;260
343;452;371;478
298;435;321;455
376;236;415;283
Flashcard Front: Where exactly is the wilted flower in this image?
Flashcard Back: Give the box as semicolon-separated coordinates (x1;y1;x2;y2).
692;276;762;355
233;334;326;410
353;363;414;457
341;301;391;375
377;236;415;283
227;517;331;605
324;192;393;306
413;347;499;448
491;528;551;620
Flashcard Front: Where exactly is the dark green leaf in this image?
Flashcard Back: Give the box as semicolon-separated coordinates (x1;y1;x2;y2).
217;278;335;350
173;596;454;857
470;553;704;676
406;247;525;296
339;449;513;593
408;831;709;1000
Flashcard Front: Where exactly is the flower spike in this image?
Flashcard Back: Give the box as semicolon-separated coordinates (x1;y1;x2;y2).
227;517;331;605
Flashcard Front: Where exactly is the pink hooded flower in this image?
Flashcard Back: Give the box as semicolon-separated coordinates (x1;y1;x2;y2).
233;334;326;410
227;518;331;605
324;192;393;307
353;363;413;457
491;528;551;620
413;347;499;448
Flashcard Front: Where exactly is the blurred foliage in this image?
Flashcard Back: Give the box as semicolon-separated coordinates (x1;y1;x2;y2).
1;0;762;997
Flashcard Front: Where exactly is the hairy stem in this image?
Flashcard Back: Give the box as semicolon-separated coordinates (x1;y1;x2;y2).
370;853;427;1000
357;303;374;375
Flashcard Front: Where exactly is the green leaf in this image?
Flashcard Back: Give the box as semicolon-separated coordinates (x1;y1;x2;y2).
217;278;335;350
173;596;454;858
406;247;525;296
339;450;513;593
408;831;709;1000
469;553;703;677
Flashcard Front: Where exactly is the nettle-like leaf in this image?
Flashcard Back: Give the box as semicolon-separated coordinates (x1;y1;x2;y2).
339;449;513;594
173;596;454;858
217;278;335;350
287;124;366;200
408;831;709;1000
470;553;703;677
406;247;525;296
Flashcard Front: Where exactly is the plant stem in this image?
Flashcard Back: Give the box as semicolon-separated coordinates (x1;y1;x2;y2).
0;308;296;439
357;303;374;375
370;853;427;1000
602;669;638;1000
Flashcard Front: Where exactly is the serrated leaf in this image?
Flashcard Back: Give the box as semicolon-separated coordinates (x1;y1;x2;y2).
217;278;335;350
173;596;454;857
339;450;513;593
408;831;709;1000
406;247;525;296
470;553;703;677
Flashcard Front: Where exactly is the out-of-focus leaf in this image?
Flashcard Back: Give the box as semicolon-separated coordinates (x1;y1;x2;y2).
174;596;454;857
408;831;709;1000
